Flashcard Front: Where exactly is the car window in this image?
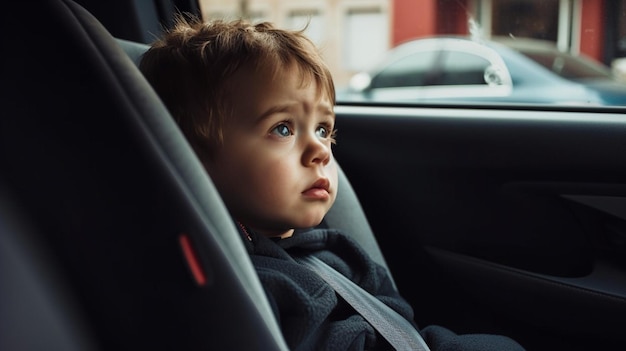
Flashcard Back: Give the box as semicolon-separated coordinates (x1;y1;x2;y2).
370;51;439;88
199;0;626;107
520;51;614;80
438;50;491;85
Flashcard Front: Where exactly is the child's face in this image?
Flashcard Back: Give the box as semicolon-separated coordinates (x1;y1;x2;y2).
207;63;338;238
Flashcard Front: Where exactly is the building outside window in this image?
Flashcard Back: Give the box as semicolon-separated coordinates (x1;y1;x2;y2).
343;7;389;72
199;0;622;88
285;9;324;46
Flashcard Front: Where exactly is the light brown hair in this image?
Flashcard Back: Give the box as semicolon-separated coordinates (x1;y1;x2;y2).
139;16;335;163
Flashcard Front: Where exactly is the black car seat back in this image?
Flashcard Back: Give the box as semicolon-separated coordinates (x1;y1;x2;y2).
1;0;286;349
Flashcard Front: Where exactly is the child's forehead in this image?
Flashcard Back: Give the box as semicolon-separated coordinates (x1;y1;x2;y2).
237;59;331;98
256;59;311;81
222;61;334;123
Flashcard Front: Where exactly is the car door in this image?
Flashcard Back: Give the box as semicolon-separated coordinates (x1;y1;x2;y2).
333;102;626;351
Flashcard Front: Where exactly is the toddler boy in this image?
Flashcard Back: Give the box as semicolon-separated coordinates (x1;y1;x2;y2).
140;17;524;351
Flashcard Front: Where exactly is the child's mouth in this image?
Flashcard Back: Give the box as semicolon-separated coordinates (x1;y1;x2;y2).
302;178;330;199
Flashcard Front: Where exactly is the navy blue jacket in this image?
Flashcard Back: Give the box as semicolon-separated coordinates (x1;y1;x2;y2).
240;226;525;351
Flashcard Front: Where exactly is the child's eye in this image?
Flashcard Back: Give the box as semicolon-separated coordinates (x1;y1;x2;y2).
315;126;329;138
271;123;292;137
316;125;337;143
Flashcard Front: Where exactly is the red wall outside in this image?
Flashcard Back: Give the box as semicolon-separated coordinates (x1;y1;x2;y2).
392;0;605;62
579;0;604;61
392;0;437;46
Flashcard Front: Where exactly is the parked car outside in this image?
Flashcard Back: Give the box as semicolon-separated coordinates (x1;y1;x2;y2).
338;36;626;106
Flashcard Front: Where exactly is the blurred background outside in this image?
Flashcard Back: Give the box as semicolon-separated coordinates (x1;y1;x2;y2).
198;0;626;89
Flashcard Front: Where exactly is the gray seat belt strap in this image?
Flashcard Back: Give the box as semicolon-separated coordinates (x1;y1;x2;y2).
297;255;430;351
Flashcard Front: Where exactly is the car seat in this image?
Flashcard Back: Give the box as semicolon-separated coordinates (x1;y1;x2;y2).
0;0;391;349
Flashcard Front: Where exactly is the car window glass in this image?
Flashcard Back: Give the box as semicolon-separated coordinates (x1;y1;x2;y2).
370;51;439;89
198;0;626;107
521;51;613;80
438;50;491;85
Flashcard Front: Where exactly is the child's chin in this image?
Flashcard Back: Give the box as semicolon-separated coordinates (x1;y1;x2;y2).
299;216;325;228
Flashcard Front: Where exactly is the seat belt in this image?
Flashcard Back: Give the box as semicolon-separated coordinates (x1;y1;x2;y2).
297;255;431;351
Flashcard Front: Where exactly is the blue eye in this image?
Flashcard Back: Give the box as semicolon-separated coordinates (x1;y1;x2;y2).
317;125;337;144
271;123;292;137
316;126;329;138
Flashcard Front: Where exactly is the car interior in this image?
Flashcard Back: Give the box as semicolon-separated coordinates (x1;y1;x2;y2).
3;0;626;350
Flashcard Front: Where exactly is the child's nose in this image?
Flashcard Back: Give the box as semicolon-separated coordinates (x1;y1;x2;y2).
302;135;331;166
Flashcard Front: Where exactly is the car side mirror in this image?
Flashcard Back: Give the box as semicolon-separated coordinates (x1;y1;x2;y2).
484;65;506;86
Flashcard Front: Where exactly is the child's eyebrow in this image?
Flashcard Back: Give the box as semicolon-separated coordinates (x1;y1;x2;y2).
255;104;294;124
255;102;334;123
318;104;335;119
